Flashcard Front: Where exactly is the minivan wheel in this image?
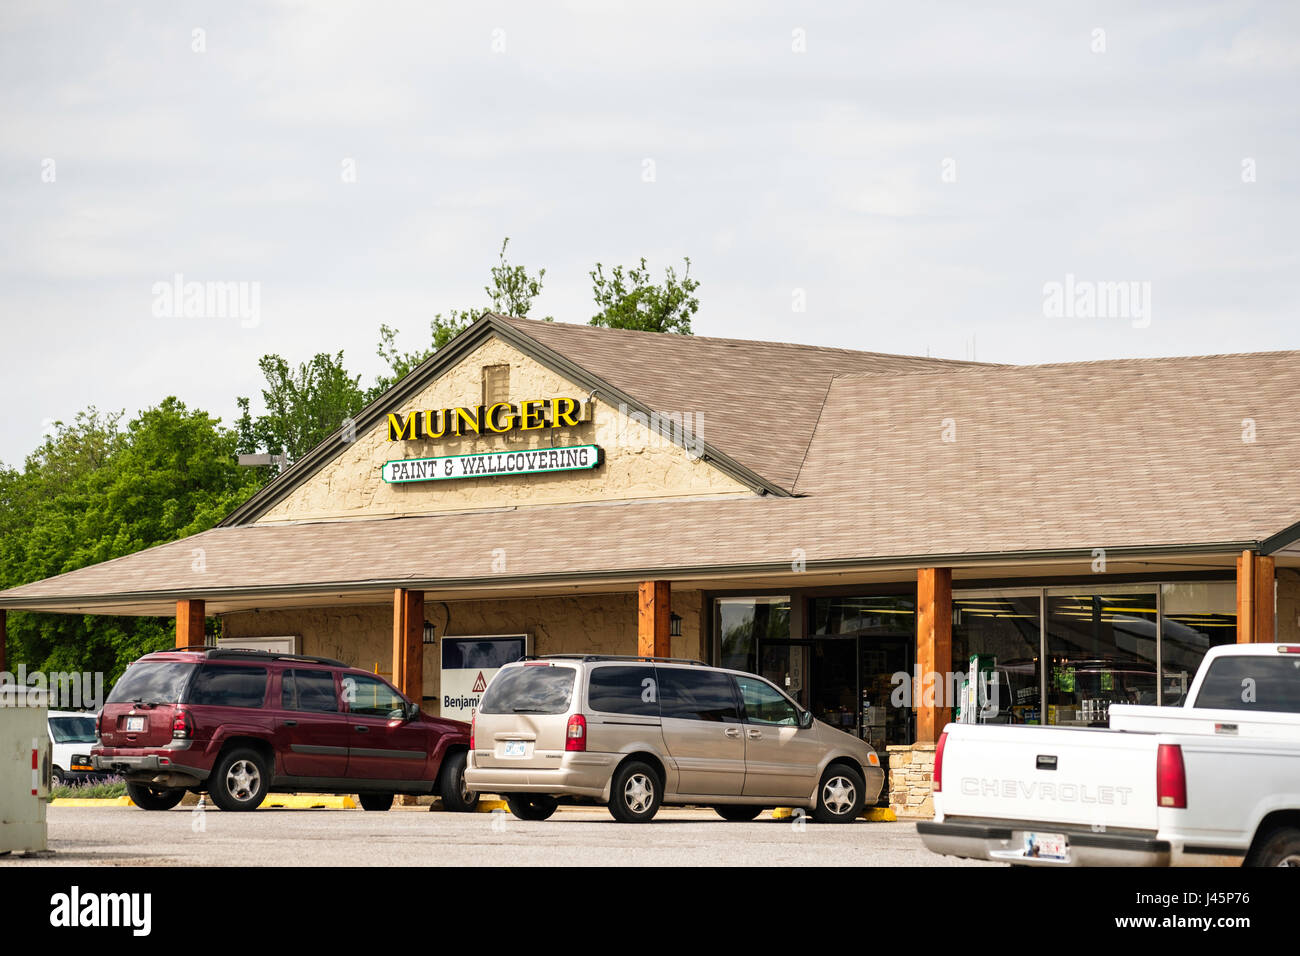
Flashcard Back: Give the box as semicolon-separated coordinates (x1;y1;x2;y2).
209;748;270;812
812;764;866;823
358;793;394;812
609;761;661;823
506;794;559;821
127;782;185;811
1248;827;1300;866
438;750;480;813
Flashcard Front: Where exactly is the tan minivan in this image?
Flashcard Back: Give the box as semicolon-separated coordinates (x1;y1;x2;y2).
464;655;885;823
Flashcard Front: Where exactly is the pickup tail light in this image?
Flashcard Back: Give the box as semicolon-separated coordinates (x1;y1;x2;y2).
1156;743;1187;809
933;730;948;793
565;713;587;752
172;707;193;740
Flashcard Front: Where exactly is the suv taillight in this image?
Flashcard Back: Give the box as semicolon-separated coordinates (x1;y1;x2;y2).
933;730;948;793
1156;743;1186;809
469;714;475;751
172;707;193;740
95;710;103;739
565;714;587;752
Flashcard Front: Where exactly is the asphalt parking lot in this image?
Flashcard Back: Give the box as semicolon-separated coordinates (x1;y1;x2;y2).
7;806;995;866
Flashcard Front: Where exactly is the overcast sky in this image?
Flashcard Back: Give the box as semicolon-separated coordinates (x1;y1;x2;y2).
1;1;1297;467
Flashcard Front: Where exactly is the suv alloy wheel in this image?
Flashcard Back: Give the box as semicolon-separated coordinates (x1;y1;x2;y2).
210;747;271;812
438;750;480;812
608;760;662;823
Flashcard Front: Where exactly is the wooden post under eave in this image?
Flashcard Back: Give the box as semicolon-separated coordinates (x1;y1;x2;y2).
176;599;206;648
392;589;425;703
638;581;671;659
1255;555;1276;643
916;568;953;744
1236;551;1254;644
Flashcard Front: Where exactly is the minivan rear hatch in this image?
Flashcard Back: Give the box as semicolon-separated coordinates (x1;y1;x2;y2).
99;660;196;748
474;662;577;769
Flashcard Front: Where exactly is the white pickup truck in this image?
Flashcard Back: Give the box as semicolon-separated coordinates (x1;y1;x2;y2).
918;643;1300;867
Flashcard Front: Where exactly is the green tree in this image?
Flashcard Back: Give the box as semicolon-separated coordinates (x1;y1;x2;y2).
369;237;549;399
589;256;698;334
0;399;259;679
236;351;366;468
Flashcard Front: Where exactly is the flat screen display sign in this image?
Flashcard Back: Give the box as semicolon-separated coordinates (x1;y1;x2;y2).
440;634;529;721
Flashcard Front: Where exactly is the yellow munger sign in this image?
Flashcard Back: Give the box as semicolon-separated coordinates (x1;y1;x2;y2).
386;397;590;441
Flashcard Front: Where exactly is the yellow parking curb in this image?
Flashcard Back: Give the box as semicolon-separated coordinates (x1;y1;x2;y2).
262;794;357;809
771;806;896;821
474;799;508;813
50;796;133;807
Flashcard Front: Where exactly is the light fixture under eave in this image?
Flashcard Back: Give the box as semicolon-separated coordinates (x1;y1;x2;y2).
669;612;682;638
423;622;437;645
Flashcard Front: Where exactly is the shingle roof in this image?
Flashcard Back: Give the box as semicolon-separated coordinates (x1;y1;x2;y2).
493;315;987;491
3;329;1298;614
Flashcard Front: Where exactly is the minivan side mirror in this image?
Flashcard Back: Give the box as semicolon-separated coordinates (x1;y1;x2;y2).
799;709;815;729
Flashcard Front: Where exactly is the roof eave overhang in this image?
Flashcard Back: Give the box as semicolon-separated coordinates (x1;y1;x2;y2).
0;539;1259;614
219;314;790;527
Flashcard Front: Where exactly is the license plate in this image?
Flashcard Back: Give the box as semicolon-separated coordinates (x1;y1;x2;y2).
1023;831;1069;861
503;740;527;757
125;716;145;732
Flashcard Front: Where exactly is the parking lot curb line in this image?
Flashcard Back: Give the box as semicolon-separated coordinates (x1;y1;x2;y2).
770;806;897;822
49;796;133;807
262;794;357;809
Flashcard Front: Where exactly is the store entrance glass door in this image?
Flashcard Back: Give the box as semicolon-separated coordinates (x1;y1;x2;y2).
757;640;812;711
758;638;862;737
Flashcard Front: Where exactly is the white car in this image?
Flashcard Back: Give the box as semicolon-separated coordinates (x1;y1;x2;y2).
919;643;1300;866
46;710;105;785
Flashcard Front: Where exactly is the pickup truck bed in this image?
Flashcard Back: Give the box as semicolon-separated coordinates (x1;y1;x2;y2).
919;644;1300;867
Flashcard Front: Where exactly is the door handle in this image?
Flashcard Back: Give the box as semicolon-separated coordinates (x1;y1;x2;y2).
747;730;763;739
284;720;298;727
723;727;740;738
354;725;369;733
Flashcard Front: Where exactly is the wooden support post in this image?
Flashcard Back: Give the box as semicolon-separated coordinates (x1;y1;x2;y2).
916;568;953;744
392;589;425;703
638;581;672;659
1238;551;1276;643
176;599;206;648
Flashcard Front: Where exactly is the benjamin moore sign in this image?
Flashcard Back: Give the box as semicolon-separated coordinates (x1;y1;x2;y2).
383;445;601;483
387;397;591;441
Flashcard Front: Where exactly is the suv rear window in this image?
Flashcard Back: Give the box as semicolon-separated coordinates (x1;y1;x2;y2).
1194;655;1300;713
186;664;268;708
106;662;195;704
587;665;658;716
480;665;575;715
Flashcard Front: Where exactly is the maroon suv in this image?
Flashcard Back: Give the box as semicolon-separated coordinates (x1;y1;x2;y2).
92;647;476;813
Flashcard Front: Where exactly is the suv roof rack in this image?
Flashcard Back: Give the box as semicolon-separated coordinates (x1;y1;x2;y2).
166;645;347;668
521;654;708;666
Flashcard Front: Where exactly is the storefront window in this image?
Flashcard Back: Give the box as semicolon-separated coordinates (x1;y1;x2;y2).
716;597;789;673
952;594;1042;724
810;596;916;748
1160;582;1237;705
1046;589;1157;724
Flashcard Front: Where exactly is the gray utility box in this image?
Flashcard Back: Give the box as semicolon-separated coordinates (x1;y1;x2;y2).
1;685;53;854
